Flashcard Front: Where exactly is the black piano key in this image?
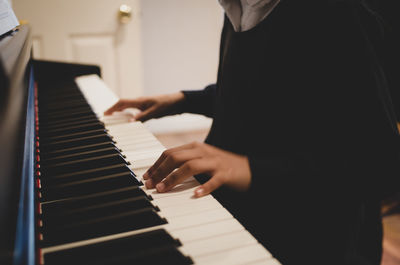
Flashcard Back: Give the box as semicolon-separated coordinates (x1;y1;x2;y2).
42;169;139;190
39;102;89;111
40;119;103;131
39;196;155;220
39;87;81;96
39;92;81;99
39;119;104;131
58;246;193;265
39;142;116;160
41;170;136;189
39;109;95;122
39;105;93;115
38;116;101;131
39;129;107;144
39;135;114;153
39;122;105;137
40;153;128;176
40;172;139;201
39;164;135;186
40;132;112;148
40;128;108;144
39;163;131;181
41;96;89;104
39;114;100;127
42;196;158;227
40;208;167;246
39;94;82;102
39;115;98;128
40;146;119;164
41;186;151;214
43;229;192;265
39;105;92;116
39;91;86;99
98;246;193;265
95;246;193;265
39;92;82;101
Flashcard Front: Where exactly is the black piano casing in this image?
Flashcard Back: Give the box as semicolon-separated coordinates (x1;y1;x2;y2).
0;25;101;265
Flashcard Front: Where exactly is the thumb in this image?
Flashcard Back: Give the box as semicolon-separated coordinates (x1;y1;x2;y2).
134;106;158;122
194;176;223;198
104;99;142;115
104;100;127;115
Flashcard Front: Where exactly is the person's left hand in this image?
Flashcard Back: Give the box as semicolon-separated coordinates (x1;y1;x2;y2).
143;142;252;197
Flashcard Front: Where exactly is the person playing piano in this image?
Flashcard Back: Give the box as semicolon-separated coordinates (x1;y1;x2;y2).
105;1;400;264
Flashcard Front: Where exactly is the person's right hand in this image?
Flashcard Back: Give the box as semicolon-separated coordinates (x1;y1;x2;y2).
104;92;185;122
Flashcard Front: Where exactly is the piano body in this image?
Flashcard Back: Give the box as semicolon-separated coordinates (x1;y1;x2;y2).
0;25;281;265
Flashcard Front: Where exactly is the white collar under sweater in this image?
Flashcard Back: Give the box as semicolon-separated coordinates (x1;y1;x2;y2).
219;0;281;32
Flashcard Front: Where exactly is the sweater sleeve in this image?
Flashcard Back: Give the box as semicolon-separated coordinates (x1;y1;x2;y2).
179;84;217;118
379;2;400;122
246;154;318;200
247;152;400;202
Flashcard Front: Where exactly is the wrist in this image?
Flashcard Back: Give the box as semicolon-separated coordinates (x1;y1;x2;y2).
167;92;186;115
172;92;185;104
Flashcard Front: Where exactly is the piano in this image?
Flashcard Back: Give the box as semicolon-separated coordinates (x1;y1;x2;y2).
0;24;282;265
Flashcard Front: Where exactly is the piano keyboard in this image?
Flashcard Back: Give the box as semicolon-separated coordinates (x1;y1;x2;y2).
35;74;281;265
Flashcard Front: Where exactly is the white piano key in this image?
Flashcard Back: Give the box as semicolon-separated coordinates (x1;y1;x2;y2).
75;74;119;116
101;115;132;126
171;218;246;243
121;148;164;157
144;182;199;200
105;121;145;131
128;157;160;170
154;191;215;208
112;133;157;142
101;111;131;119
166;208;232;231
117;140;162;150
123;149;164;159
119;143;163;153
158;197;223;218
108;124;151;133
123;148;164;158
247;259;282;265
132;167;147;178
128;158;161;169
194;243;272;265
115;136;158;144
181;230;257;257
120;147;164;156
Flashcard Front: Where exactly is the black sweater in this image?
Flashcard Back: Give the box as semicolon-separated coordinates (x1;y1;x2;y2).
181;1;400;264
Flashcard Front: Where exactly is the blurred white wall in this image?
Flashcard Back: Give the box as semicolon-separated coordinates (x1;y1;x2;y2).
139;0;224;133
140;0;224;96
